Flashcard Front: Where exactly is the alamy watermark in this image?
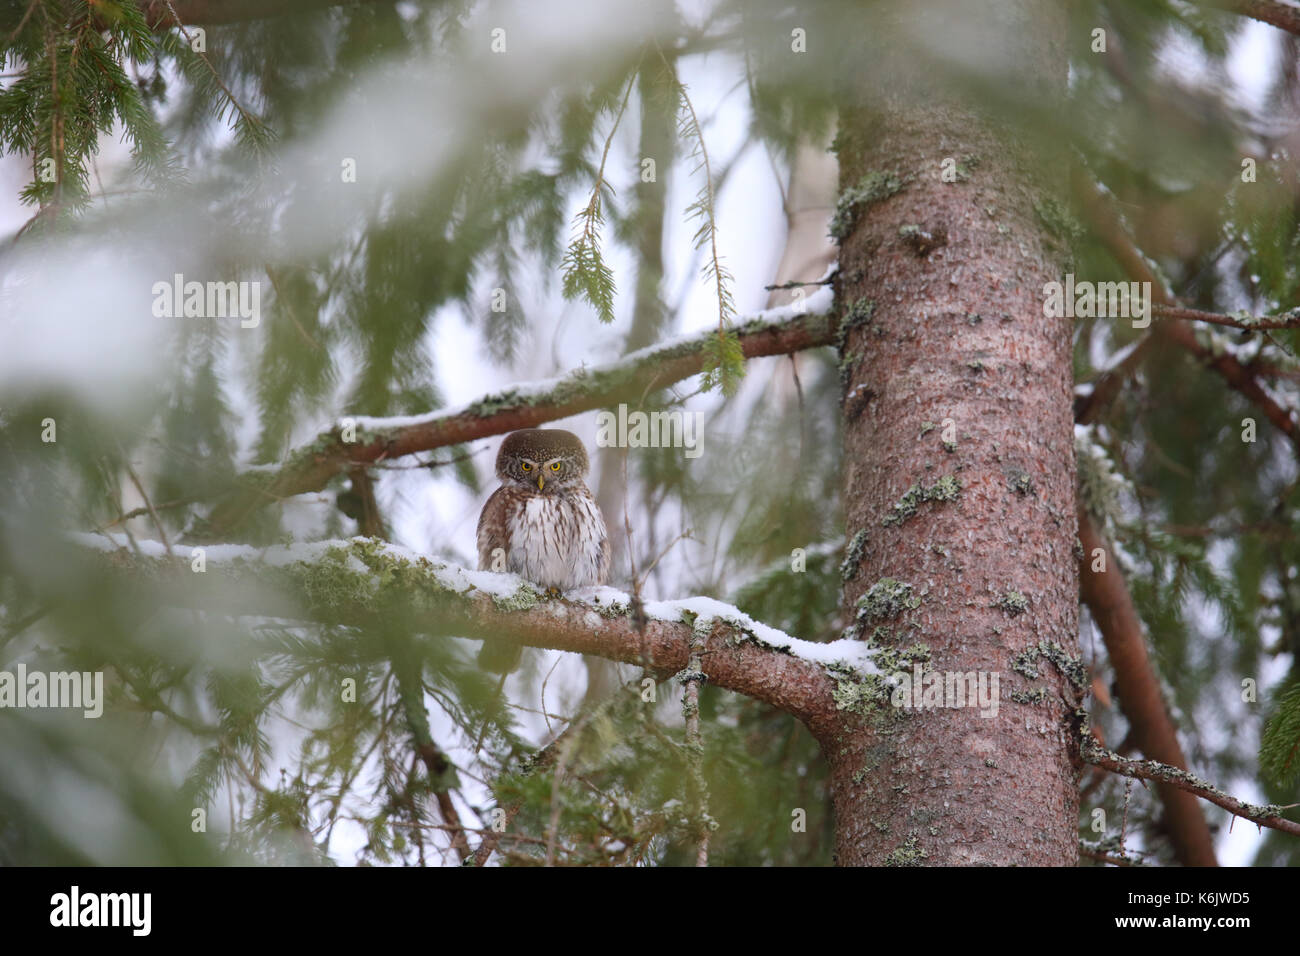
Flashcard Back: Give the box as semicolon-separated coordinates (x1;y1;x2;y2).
0;663;103;718
595;403;703;459
889;665;1000;719
1043;274;1150;328
152;273;261;328
50;886;150;936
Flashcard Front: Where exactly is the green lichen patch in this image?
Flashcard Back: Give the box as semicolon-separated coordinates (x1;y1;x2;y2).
492;581;543;613
884;833;928;866
994;589;1029;616
1011;688;1050;705
872;642;931;675
1012;640;1087;690
839;350;861;393
1076;425;1134;533
952;155;980;181
296;545;382;615
840;529;870;584
1008;469;1034;496
857;578;921;624
1033;196;1085;247
833;676;883;715
831;171;909;242
835;298;876;379
881;474;962;527
831;667;906;726
464;386;530;418
292;539;472;623
590;593;631;618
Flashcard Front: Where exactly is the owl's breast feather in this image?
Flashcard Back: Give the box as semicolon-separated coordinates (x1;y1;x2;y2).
506;491;608;590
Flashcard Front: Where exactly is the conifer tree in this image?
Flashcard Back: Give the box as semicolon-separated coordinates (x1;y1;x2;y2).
1;0;1299;867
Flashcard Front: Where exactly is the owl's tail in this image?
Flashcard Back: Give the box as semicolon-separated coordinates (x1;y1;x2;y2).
477;638;522;674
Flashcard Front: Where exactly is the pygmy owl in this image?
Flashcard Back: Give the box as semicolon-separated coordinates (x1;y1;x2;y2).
475;428;611;671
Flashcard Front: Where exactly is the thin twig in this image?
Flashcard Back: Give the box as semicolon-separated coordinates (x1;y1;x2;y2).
163;1;270;142
5;0;39;45
1154;303;1300;331
1082;735;1300;837
681;622;711;866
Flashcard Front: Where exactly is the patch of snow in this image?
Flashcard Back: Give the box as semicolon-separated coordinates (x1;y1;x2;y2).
643;595;879;674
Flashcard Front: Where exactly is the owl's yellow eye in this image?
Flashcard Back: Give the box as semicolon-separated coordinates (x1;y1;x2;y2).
550;461;561;471
520;462;531;472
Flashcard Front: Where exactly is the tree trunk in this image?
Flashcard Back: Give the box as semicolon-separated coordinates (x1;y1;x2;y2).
828;1;1079;865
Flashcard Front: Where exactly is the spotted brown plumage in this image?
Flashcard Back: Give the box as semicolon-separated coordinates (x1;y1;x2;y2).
475;428;610;671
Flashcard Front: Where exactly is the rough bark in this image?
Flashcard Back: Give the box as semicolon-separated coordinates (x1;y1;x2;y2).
829;1;1079;865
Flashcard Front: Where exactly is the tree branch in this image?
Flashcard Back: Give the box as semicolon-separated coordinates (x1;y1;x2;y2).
1154;303;1300;331
1081;735;1300;838
77;533;869;739
1072;173;1300;456
200;300;838;537
1079;844;1143;867
1165;319;1300;455
1202;0;1300;37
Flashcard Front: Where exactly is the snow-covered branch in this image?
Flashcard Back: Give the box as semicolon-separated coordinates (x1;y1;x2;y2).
80;532;872;736
203;293;838;536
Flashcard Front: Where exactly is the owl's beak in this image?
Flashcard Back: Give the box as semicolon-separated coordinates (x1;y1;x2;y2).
537;475;545;491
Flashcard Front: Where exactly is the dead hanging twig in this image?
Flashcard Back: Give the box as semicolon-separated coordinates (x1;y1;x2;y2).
680;620;712;866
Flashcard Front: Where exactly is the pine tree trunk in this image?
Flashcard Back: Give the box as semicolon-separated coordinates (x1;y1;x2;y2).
827;1;1079;865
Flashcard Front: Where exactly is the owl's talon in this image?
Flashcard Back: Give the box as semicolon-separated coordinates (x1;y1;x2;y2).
544;586;562;600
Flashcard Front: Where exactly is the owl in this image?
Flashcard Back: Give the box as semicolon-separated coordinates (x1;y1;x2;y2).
476;428;610;671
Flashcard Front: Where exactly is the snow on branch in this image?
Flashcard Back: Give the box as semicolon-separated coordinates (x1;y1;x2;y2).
78;532;872;734
202;290;838;536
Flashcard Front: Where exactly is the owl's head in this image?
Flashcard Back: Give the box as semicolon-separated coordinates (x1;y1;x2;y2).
496;428;590;492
